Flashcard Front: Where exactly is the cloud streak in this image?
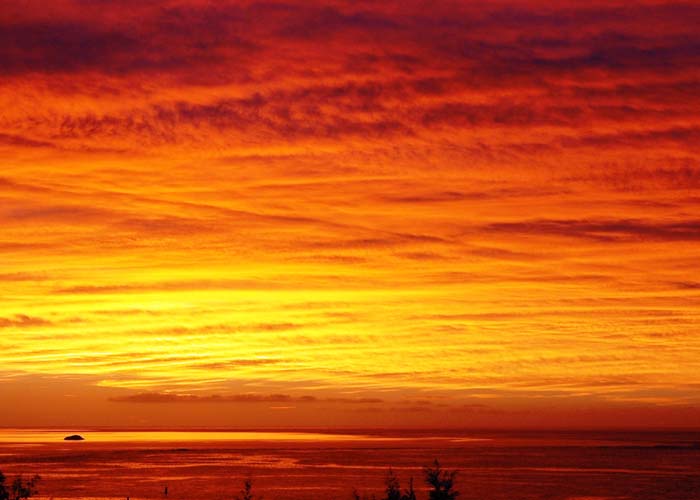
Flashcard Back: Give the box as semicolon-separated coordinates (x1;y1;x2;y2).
109;392;384;404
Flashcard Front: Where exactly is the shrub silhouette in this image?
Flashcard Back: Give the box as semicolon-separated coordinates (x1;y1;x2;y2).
384;469;416;500
423;460;458;500
0;472;40;500
402;477;416;500
351;488;376;500
234;477;260;500
354;462;445;500
385;469;402;500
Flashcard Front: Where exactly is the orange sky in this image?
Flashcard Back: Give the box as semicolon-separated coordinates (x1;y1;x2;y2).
1;0;699;429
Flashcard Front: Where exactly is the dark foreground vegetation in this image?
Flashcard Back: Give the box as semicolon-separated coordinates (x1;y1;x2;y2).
351;461;458;500
2;460;457;500
0;472;40;500
233;460;458;500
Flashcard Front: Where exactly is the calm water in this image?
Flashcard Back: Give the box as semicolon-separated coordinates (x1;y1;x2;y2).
0;429;699;500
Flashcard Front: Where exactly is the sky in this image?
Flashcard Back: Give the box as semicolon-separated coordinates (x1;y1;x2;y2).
1;0;699;429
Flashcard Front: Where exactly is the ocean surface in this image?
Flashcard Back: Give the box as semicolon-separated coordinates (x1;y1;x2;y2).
1;429;699;500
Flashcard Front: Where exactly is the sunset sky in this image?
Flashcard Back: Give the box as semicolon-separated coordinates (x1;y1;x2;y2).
1;0;699;429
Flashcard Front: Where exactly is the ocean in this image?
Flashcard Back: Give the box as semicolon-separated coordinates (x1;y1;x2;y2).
1;429;699;500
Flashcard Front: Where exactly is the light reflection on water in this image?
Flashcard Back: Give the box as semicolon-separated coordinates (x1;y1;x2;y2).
0;429;492;447
91;455;301;470
0;430;412;443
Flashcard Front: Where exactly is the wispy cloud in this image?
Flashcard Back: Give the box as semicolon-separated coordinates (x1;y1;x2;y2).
110;392;384;404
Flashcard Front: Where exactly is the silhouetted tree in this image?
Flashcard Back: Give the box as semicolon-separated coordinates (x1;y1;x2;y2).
351;489;376;500
0;472;40;500
423;460;458;500
383;469;416;500
402;477;416;500
384;469;401;500
234;477;260;500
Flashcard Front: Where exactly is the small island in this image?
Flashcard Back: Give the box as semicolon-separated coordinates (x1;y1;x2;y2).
63;434;85;441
